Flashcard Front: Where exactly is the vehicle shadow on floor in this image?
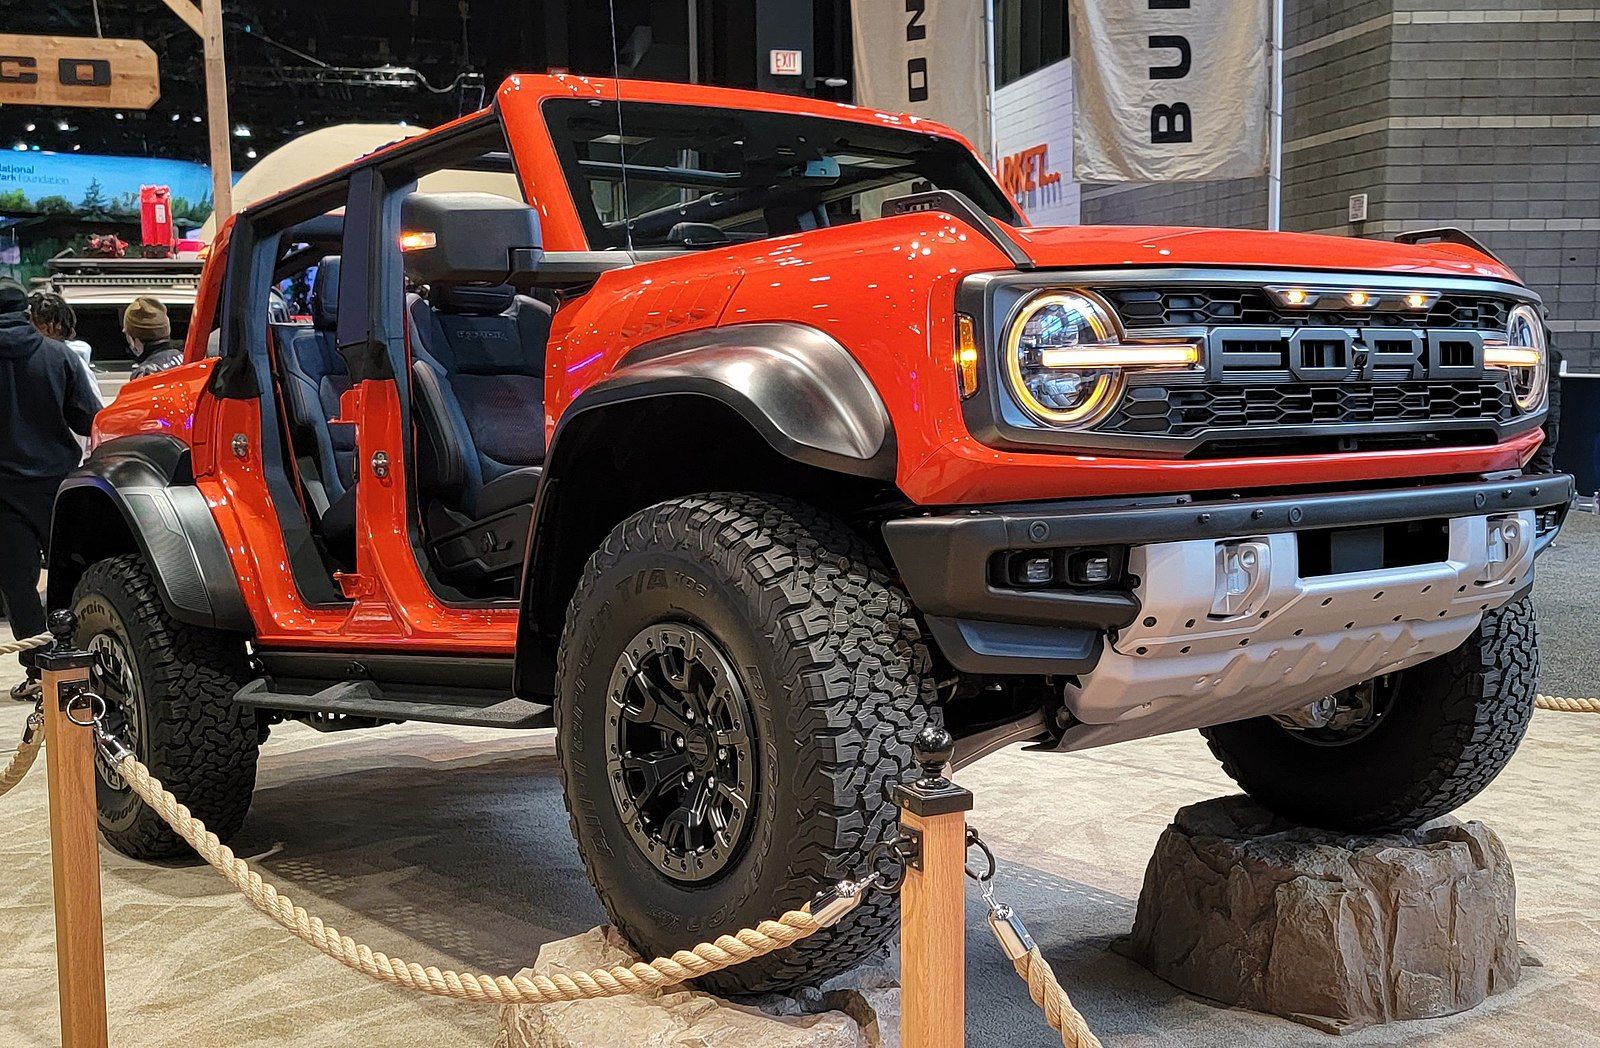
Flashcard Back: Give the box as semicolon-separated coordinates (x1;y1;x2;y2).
196;729;604;974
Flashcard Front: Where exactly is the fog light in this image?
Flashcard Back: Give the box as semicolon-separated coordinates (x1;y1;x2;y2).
1021;556;1054;585
1069;551;1113;585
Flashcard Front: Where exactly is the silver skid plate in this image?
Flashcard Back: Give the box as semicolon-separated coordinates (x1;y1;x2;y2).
1056;510;1536;751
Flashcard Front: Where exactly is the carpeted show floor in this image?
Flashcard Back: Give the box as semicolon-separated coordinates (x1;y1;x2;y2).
1;513;1597;1047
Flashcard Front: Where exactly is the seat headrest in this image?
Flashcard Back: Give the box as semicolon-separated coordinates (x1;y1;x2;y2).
310;256;341;329
434;283;516;317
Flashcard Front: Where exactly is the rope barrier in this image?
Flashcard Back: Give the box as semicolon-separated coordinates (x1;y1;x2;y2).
1008;947;1103;1048
0;633;52;658
102;744;871;1003
0;711;43;798
1536;694;1600;713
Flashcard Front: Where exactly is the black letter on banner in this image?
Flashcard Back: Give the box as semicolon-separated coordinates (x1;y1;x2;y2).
1148;35;1191;79
1151;103;1192;143
0;56;38;84
58;58;112;87
1148;0;1191;8
905;0;927;41
907;56;929;102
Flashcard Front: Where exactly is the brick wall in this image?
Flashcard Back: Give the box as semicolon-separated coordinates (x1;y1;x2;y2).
1073;2;1600;370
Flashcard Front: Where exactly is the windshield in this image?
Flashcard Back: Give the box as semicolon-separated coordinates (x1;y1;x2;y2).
543;99;1019;252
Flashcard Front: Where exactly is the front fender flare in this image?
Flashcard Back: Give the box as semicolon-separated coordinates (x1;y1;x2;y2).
557;322;896;481
47;436;252;634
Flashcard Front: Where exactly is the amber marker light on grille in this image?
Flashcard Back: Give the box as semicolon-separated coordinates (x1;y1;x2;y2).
1037;343;1201;369
955;313;981;399
1283;288;1310;306
1405;292;1431;309
399;230;437;251
1346;290;1372;307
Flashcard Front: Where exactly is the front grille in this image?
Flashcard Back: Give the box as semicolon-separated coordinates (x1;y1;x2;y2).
1105;380;1514;439
1103;286;1510;332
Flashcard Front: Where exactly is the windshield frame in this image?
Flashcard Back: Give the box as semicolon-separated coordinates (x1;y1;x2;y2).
539;96;1021;254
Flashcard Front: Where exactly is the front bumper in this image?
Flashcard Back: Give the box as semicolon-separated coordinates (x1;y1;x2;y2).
883;473;1572;743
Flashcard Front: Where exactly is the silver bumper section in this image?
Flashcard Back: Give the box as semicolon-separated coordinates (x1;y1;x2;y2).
1056;510;1537;751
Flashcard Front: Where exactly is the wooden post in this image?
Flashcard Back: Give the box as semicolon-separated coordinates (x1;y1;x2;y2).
38;616;109;1048
892;726;973;1048
158;0;233;222
199;0;233;222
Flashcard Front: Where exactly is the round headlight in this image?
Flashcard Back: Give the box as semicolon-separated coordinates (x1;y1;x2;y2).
1503;303;1547;412
1004;292;1123;426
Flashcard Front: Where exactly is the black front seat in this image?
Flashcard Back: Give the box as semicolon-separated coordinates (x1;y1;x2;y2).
406;282;552;586
270;256;356;561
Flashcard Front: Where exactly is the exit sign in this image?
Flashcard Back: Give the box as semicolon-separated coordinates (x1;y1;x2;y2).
770;49;803;76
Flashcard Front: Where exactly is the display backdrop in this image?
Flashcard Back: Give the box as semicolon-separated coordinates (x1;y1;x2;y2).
849;0;992;157
1068;0;1269;183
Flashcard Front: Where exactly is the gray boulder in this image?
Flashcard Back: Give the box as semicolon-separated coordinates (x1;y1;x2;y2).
1118;795;1518;1032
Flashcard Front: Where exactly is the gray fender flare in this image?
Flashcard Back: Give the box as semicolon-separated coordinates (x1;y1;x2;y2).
555;322;896;481
47;435;253;633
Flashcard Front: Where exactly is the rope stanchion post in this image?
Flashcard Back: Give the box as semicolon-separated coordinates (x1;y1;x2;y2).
37;609;110;1048
890;725;973;1048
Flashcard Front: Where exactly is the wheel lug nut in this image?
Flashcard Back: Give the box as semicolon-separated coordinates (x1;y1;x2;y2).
685;709;695;721
686;771;695;782
675;736;685;749
706;775;716;786
717;747;727;759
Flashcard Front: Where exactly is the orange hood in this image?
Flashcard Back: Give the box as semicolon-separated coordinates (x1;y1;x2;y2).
1004;224;1521;284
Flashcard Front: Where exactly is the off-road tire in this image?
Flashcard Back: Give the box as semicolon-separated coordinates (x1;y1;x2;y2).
72;554;259;859
1200;597;1538;832
556;493;934;994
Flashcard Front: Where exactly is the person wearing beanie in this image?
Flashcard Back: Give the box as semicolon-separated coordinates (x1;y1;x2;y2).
0;278;102;700
123;295;183;379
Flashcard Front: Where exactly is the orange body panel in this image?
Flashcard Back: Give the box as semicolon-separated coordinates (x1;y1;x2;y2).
98;75;1543;652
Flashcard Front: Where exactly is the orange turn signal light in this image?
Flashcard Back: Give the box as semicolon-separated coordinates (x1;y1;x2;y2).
399;230;437;251
956;314;980;399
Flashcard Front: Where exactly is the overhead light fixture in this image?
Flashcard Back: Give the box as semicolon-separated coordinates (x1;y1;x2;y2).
245;148;257;159
233;125;251;138
23;122;35;132
56;119;69;131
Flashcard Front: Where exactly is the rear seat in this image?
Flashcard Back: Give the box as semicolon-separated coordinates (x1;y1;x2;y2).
269;256;356;557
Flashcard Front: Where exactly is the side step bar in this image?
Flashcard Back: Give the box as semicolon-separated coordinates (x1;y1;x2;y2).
234;678;554;729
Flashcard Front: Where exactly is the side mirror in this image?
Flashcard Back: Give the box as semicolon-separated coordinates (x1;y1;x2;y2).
399;192;543;285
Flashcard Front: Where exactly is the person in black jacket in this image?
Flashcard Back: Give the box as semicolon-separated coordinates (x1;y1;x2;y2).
0;279;102;699
123;296;183;378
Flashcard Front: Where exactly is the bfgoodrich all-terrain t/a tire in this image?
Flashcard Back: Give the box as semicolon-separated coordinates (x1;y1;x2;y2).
1201;597;1538;832
72;554;260;859
556;493;934;995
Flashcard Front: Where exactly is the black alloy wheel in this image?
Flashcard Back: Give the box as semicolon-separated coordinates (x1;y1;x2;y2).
605;622;757;882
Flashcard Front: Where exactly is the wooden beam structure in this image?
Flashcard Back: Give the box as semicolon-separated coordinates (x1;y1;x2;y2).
157;0;234;222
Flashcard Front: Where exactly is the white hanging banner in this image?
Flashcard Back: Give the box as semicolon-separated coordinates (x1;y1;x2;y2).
849;0;992;158
1069;0;1270;183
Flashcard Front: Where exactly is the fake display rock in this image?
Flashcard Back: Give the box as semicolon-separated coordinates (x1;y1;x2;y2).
496;926;900;1048
1119;795;1518;1033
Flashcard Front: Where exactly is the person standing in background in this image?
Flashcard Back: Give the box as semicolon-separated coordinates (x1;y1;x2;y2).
123;296;183;379
28;291;96;377
0;279;102;700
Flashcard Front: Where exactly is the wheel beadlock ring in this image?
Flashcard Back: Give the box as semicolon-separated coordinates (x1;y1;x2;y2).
605;622;757;883
88;630;142;792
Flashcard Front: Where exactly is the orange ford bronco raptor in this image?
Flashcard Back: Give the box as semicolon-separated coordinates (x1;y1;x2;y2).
49;75;1571;992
